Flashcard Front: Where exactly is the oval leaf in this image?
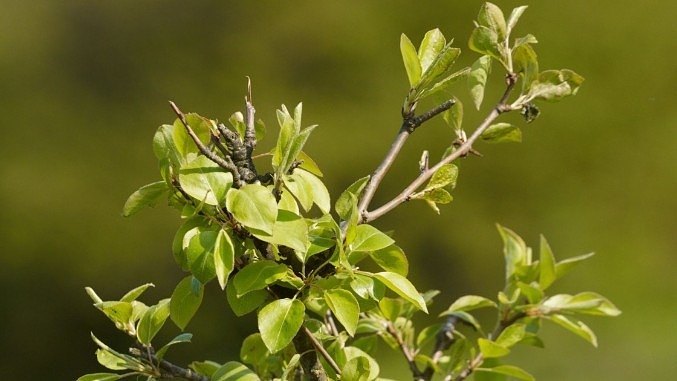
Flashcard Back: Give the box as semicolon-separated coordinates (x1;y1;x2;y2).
122;181;169;217
324;289;360;336
257;298;305;353
212;361;260;381
373;272;427;313
350;225;395;253
233;260;288;297
186;231;218;284
226;184;278;234
137;299;170;345
170;276;203;330
179;155;233;206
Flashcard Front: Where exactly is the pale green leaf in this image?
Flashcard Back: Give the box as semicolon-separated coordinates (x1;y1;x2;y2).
94;301;133;327
400;33;422;87
172;114;211;160
350;225;395;253
336;176;370;220
96;349;133;371
253;210;309;254
278;188;300;214
215;230;235;289
468;55;492;109
441;295;497;315
344;347;380;380
427;164;458;190
297;151;323;177
497;224;528;280
137;299;170;345
514;34;538;49
495;324;526;348
186;231;218;284
212;361;260;381
285;169;330;214
120;283;154;303
468;26;502;61
226;184;278;234
155;333;193;361
547;314;598;347
170;276;203;330
555;252;595;279
342;356;371;381
481;123;522;143
526;69;585;102
370;245;408;276
444;97;463;131
478;2;507;40
324;289;360;336
77;373;122;381
507;6;529;34
373;272;427;313
539;235;556;289
418;45;462;92
229;111;246;139
258;298;305;353
478;338;510;358
513;43;539;92
418;28;446;73
476;365;534;381
179;155;233;206
122;181;168;217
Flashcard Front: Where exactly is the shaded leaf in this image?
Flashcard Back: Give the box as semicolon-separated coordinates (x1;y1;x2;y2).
122;181;169;217
170;276;203;330
233;260;288;297
370;245;409;276
186;231;218;284
481;123;522;143
468;55;492;109
226;278;268;317
155;333;193;361
76;374;122;381
137;299;170;345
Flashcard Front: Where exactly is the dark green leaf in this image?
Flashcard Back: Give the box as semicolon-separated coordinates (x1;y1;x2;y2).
481;123;522;143
122;181;169;217
137;299;170;345
324;289;360;336
370;245;409;276
258;298;305;353
233;260;288;297
226;278;268;317
179;155;233;206
468;55;492;109
226;184;278;234
373;272;427;313
170;276;203;330
400;34;422;87
155;333;193;361
186;231;218;284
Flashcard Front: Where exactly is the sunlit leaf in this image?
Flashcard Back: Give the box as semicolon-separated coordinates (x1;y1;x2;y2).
137;299;170;345
468;55;492;109
258;298;305;353
324;289;360;336
179;155;233;206
170;276;203;330
226;184;278;234
400;34;422;87
373;272;427;313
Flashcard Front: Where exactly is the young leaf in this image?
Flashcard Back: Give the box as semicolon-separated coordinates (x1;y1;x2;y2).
481;123;522;143
513;43;539;92
232;260;288;297
226;184;278;235
96;349;136;371
172;114;211;160
349;225;395;253
122;181;169;217
155;333;193;361
370;245;409;276
418;45;462;93
555;252;595;279
468;26;502;62
336;175;370;220
137;299;170;345
427;164;459;190
344;347;380;380
400;33;422;87
170;276;203;330
278;189;300;214
342;356;371;381
178;155;234;206
547;314;598;347
507;6;529;34
539;235;556;289
444;97;463;132
478;338;510;358
285;169;330;214
324;289;360;336
212;361;261;381
186;231;218;284
94;301;133;328
215;230;235;289
468;55;492;109
226;278;268;317
476;365;534;381
373;272;428;313
297;151;323;177
418;28;446;73
120;283;154;303
526;69;585;102
76;374;122;381
495;323;526;348
257;298;305;353
478;2;507;40
441;295;497;315
497;224;528;280
253;210;309;254
229;111;246;139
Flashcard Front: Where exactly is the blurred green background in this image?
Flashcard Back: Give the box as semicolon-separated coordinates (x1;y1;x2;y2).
1;0;674;379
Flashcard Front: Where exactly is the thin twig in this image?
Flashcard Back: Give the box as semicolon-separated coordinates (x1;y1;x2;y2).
302;326;341;376
133;347;208;381
244;77;257;153
363;75;517;223
421;316;458;380
169;101;243;187
386;322;424;379
357;100;455;218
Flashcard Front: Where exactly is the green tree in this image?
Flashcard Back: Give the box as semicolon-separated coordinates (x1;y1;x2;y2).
80;4;618;381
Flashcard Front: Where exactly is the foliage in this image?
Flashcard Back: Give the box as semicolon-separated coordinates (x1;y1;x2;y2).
80;3;617;381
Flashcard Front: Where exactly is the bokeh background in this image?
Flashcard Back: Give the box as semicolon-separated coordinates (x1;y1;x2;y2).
1;0;675;379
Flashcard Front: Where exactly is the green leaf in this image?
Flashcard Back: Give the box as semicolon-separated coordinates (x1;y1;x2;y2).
468;55;492;109
418;28;446;73
186;231;218;284
507;6;529;34
122;181;169;217
342;356;371;381
258;298;305;353
172;217;210;270
253;210;309;254
285;169;330;214
215;230;235;289
370;245;408;276
85;287;103;304
226;184;278;234
297;151;323;177
96;349;133;371
539;235;556;289
478;2;507;40
517;281;544;304
344;347;380;380
495;324;526;348
172;114;211;160
189;361;222;377
336;176;370;220
94;301;133;327
547;314;598;347
349;225;395;253
226;278;268;317
120;283;154;303
233;260;288;297
427;164;458;190
324;289;360;336
526;69;585;102
76;373;122;381
441;295;497;315
468;26;502;62
229;111;246;139
373;272;427;313
514;34;538;49
155;333;193;361
178;155;234;206
400;33;422;87
272;105;296;170
543;292;621;317
481;123;522;143
137;298;170;345
476;365;534;381
555;252;595;279
170;276;203;330
418;45;462;93
212;361;261;381
240;333;269;367
284;126;317;175
444;97;463;131
278;188;300;214
513;43;539;92
478;338;510;358
497;224;528;280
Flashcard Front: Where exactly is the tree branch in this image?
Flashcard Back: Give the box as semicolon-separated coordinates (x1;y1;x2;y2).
169;101;243;187
421;316;458;380
386;321;424;380
132;347;208;381
244;77;257;154
357;100;455;219
303;326;341;376
363;74;517;223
